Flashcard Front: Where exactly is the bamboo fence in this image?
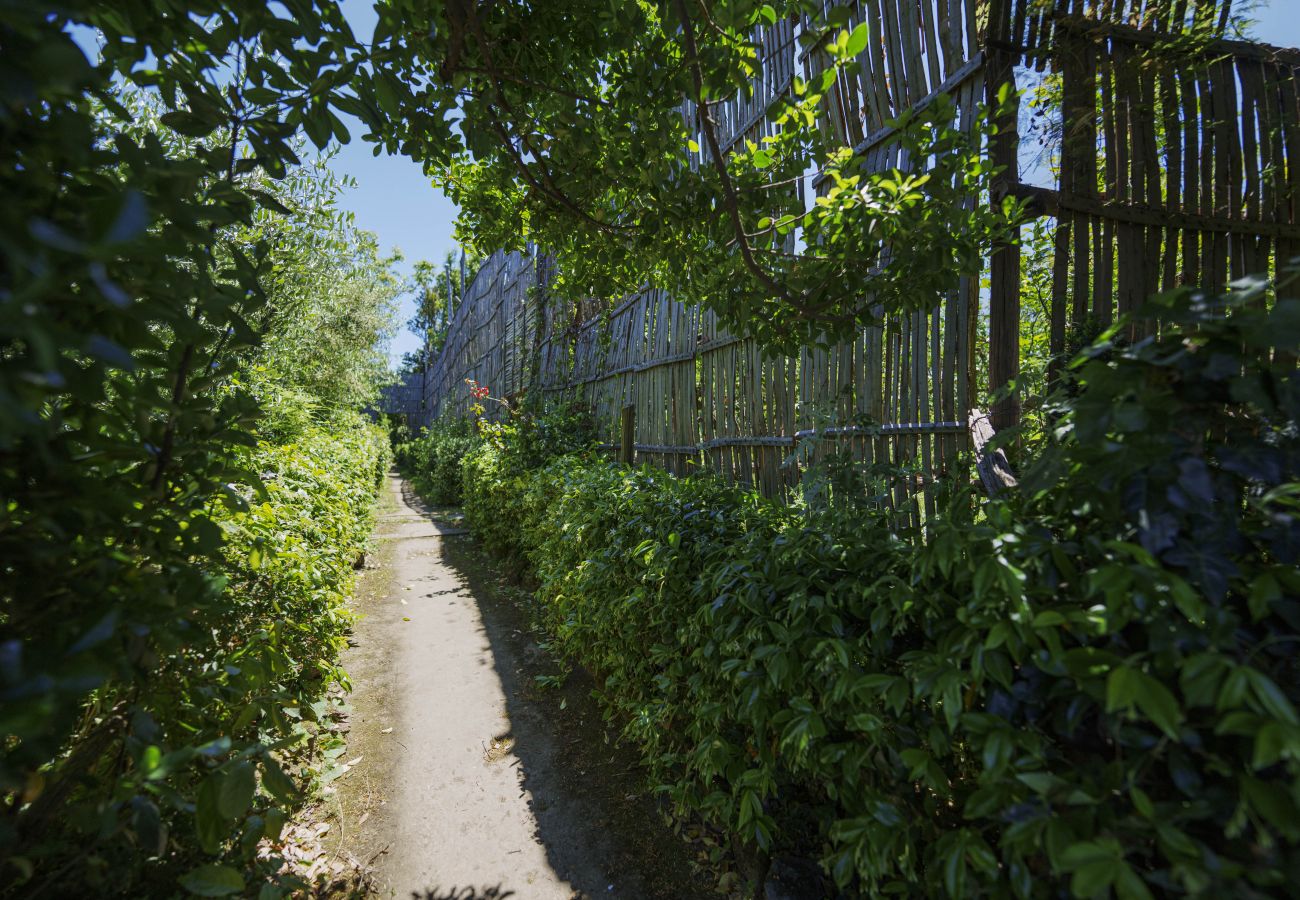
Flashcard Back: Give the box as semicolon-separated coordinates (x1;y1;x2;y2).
386;0;1299;506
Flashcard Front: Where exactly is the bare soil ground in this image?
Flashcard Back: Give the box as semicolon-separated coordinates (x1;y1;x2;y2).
316;473;713;900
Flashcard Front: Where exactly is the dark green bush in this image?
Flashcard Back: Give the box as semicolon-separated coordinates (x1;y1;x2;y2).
459;402;596;561
403;417;482;505
461;438;532;563
402;399;594;511
459;285;1300;898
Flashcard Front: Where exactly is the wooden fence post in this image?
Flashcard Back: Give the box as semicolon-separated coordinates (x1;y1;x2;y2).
619;405;635;465
986;35;1022;434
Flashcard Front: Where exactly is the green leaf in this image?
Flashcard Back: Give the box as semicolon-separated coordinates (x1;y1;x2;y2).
194;778;227;854
263;805;288;842
1154;822;1198;859
1070;859;1115;897
1248;572;1281;620
941;840;966;897
131;796;165;857
303;106;332;149
1114;864;1154;900
844;22;870;59
260;757;299;805
160;111;219;138
179;864;245;897
248;190;293;217
1244;668;1299;725
328;110;351;144
217;761;256;820
1133;672;1183;739
1060;839;1123;897
1251;722;1286;769
981;730;1011;771
1105;666;1140;713
1130;785;1154;818
1107;667;1182;738
1241;775;1300;839
1016;772;1061;795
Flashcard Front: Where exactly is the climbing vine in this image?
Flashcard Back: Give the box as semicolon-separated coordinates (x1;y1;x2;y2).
367;0;1020;348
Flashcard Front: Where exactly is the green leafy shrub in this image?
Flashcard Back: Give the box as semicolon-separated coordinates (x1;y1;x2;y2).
460;285;1300;897
1;8;399;890
3;418;388;895
402;417;482;505
459;403;596;564
390;419;417;468
460;439;532;563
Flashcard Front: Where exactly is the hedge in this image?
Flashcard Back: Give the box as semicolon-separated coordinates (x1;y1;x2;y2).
394;416;481;505
458;286;1300;898
4;416;390;896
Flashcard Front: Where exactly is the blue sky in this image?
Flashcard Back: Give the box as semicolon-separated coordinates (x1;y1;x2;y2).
1250;0;1300;44
332;0;458;368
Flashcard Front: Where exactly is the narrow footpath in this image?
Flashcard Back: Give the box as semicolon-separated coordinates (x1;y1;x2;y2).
323;473;710;899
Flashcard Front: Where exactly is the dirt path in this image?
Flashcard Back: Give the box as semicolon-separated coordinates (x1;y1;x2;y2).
324;473;711;899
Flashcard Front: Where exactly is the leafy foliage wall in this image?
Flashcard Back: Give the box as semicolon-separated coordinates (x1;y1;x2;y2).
1;4;397;892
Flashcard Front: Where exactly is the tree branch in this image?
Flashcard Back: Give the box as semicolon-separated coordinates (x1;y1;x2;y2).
673;0;797;307
453;65;611;108
464;6;633;236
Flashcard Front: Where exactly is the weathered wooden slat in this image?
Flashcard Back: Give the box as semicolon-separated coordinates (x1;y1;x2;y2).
1052;11;1300;66
986;37;1020;430
1060;29;1095;334
938;0;963;77
1138;51;1164;308
863;0;895;130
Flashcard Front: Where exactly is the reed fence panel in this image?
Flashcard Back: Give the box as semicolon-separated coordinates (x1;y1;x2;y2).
382;0;1299;503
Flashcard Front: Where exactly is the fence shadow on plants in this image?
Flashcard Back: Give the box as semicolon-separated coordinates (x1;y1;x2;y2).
426;516;715;900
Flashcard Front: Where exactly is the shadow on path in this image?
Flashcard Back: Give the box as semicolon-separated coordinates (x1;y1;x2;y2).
427;514;712;899
334;474;711;899
396;480;468;535
412;887;516;900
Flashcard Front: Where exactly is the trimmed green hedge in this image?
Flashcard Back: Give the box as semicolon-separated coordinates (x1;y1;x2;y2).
5;417;389;896
459;288;1300;898
161;418;390;894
